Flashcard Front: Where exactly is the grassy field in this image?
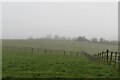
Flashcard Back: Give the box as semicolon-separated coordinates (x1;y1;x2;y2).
2;39;118;55
0;39;2;79
0;55;1;79
2;49;119;78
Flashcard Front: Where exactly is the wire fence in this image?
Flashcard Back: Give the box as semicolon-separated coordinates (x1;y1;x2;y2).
94;49;120;66
2;45;120;67
2;45;87;56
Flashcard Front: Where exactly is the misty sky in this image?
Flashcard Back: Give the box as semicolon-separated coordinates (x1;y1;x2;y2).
2;2;118;40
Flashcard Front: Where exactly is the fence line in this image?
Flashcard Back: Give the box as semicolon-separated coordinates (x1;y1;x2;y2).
2;45;119;66
94;49;119;66
2;45;88;57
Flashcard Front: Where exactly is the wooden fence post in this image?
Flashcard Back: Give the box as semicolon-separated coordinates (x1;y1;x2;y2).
118;52;120;73
51;50;52;54
104;52;106;62
100;53;102;60
106;49;109;63
97;53;99;59
31;48;33;52
45;49;46;54
109;52;113;65
98;53;99;60
102;51;104;61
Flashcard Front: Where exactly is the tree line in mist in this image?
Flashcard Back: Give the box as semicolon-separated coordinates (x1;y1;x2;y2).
27;34;118;45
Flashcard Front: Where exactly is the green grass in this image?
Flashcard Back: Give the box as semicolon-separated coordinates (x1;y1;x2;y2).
0;43;2;79
2;49;119;78
2;39;118;55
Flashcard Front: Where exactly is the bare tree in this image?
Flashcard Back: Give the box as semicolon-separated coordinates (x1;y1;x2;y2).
59;36;67;40
91;37;98;43
46;34;52;40
77;36;89;42
99;37;110;44
99;38;106;43
53;35;59;40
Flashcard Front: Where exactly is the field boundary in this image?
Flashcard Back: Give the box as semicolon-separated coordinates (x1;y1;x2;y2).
2;45;119;67
94;49;120;66
2;45;87;56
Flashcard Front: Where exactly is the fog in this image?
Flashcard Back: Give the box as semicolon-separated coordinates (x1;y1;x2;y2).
2;2;118;40
0;2;1;41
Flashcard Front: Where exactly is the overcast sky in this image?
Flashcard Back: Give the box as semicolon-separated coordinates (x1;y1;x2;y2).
2;2;118;40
